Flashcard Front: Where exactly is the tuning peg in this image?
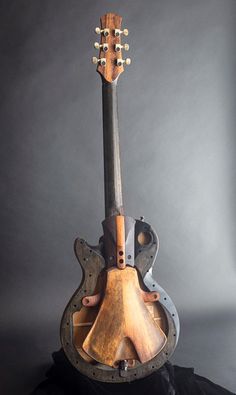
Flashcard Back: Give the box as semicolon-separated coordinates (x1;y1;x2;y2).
114;28;129;37
94;42;109;52
116;58;131;66
115;43;129;52
95;27;110;36
92;57;106;66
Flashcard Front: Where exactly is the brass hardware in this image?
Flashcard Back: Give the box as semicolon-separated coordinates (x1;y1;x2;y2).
115;43;129;52
92;57;106;66
94;42;109;51
114;28;129;37
116;58;131;66
95;27;110;36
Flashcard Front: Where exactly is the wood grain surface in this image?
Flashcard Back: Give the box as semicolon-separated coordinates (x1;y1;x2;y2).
82;267;167;367
97;13;124;82
116;215;126;269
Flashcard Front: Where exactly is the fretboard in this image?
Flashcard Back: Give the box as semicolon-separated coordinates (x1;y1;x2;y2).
102;79;124;217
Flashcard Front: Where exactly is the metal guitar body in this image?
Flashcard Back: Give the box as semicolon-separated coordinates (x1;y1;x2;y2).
60;218;180;382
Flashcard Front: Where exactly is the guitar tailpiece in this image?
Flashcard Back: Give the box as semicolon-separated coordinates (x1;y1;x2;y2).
119;360;129;377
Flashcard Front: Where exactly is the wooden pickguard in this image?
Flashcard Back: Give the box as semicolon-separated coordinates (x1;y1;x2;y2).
73;267;167;367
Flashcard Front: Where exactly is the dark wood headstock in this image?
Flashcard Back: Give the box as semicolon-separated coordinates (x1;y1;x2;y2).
93;13;130;83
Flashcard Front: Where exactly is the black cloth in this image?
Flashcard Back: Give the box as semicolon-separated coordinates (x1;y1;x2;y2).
31;349;235;395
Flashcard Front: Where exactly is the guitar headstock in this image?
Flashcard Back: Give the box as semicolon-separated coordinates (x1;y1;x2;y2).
92;13;131;83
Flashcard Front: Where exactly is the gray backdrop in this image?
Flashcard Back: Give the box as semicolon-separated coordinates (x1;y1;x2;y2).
0;0;236;393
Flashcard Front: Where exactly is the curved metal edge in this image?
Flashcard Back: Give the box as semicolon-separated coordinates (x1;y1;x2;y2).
143;272;180;344
60;238;106;378
135;219;180;344
61;310;177;383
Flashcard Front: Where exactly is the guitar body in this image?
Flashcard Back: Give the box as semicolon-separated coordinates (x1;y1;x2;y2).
60;13;180;382
61;219;179;382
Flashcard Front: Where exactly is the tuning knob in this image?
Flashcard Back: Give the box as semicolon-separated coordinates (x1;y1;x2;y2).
116;58;131;66
94;42;109;52
114;28;129;37
95;27;110;36
115;43;129;52
92;57;106;66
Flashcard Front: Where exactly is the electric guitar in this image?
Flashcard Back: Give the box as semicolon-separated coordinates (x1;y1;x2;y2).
60;12;180;383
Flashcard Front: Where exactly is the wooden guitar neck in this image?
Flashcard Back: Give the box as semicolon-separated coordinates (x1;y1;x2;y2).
102;80;124;217
93;12;130;218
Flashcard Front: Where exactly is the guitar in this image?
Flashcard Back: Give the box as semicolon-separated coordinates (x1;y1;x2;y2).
60;13;179;383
